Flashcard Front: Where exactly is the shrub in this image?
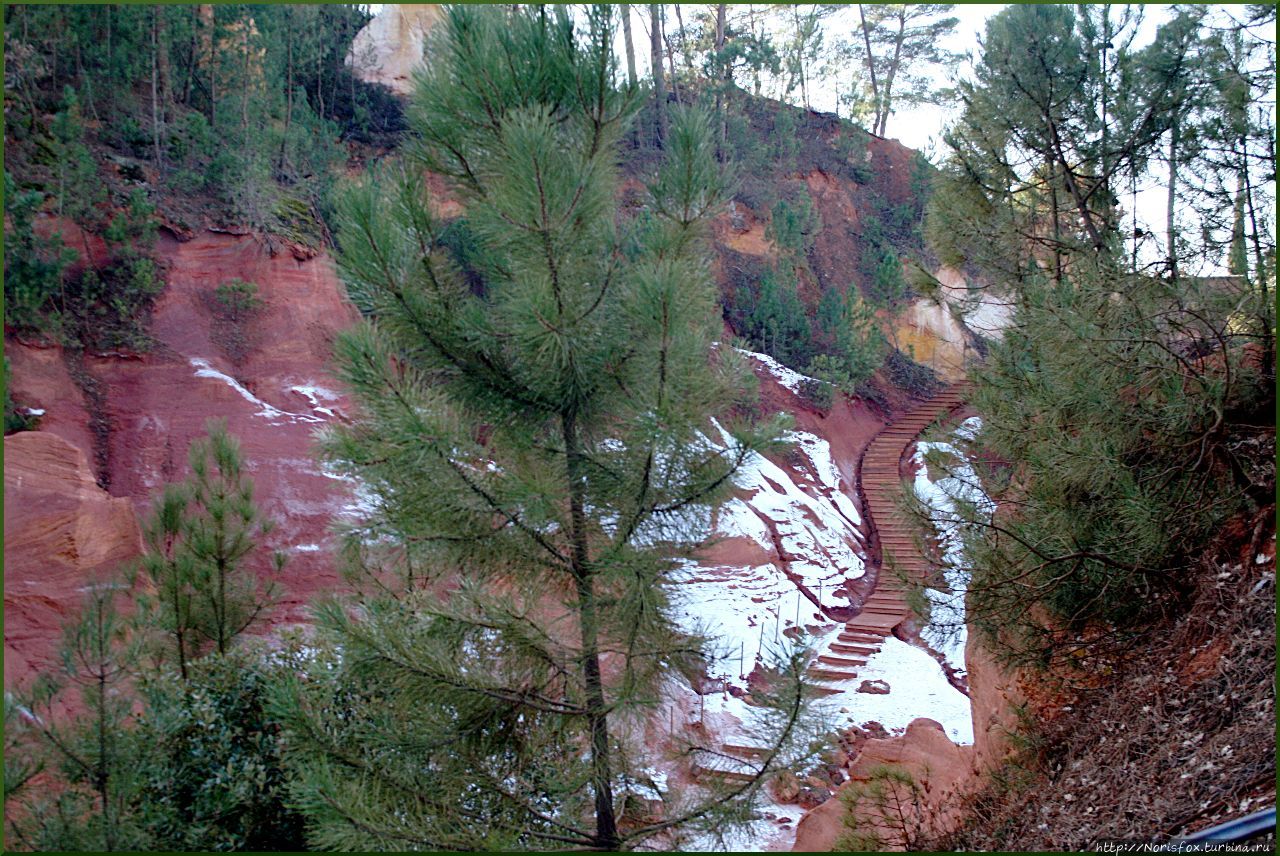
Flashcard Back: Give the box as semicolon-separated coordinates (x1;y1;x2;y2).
884;347;941;396
209;279;263;365
62;189;163;353
132;650;307;851
870;250;908;305
835;764;931;851
3;171;75;332
797;376;833;414
4;357;41;434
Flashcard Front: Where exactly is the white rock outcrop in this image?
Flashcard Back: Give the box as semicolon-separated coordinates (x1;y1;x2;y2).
346;5;442;96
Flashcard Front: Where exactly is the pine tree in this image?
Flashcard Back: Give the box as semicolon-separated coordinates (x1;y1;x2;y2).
847;5;961;137
10;584;144;851
912;6;1275;667
276;6;810;850
182;420;282;655
135;484;198;681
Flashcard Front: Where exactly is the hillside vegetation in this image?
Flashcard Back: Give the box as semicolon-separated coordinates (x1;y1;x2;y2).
4;4;1275;853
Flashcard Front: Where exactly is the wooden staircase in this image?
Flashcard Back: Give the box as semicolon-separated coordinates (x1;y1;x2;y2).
802;383;971;694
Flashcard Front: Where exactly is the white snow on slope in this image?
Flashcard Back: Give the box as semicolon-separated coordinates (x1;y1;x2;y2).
190;358;323;425
911;416;993;678
668;561;836;681
709;419;865;606
811;634;974;744
734;347;817;396
291;383;343;418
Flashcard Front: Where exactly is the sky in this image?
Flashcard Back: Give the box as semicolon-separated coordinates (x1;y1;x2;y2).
612;3;1007;154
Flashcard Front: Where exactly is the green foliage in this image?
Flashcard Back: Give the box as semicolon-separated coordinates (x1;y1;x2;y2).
919;4;1275;669
277;6;812;849
843;5;962;137
50;86;105;227
209;278;263;363
956;269;1272;661
214;279;263;321
833;126;873;184
3;171;75;331
3;357;41;435
883;347;940;397
3;695;42;806
834;764;929;851
767;189;820;261
132;650;306;851
736;266;813;369
4;4;390;246
771;108;801;169
870;249;908;304
8;584;144;852
62;189;163;353
7;602;302;852
180;421;283;656
808;289;885;393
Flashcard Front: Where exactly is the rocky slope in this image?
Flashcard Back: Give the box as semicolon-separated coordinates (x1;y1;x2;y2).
5;228;359;682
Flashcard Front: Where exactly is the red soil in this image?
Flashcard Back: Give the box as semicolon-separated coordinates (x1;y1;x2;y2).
4;231;360;688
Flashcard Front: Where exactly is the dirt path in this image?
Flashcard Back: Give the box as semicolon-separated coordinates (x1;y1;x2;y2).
805;383;972;690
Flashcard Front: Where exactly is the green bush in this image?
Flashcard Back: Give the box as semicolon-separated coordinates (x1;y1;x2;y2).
870;249;908;305
63;189;163;352
132;651;307;851
926;268;1273;664
214;279;263;321
835;764;929;851
4;357;41;434
211;280;263;364
3;171;74;332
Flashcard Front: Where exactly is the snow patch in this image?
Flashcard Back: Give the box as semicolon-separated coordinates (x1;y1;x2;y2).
713;420;865;601
291;383;342;418
810;635;974;744
190;358;322;425
911;416;993;679
668;561;834;681
734;347;818;396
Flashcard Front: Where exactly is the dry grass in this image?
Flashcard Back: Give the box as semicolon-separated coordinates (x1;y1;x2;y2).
926;503;1276;850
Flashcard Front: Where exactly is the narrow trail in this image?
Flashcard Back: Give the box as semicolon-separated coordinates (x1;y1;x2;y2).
805;382;972;692
701;384;973;781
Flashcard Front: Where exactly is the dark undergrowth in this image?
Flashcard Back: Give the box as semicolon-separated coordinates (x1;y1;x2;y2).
925;501;1276;850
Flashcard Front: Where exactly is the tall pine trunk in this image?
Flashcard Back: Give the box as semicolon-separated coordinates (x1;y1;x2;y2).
650;4;666;148
858;6;881;133
714;4;727;159
1166;117;1179;282
280;10;293;174
152;9;163;172
199;4;216;128
877;11;906;136
562;413;619;849
620;4;637;88
663;8;680;105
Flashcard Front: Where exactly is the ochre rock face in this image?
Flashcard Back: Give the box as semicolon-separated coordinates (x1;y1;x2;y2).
792;718;976;851
4;231;362;689
347;5;442;96
3;432;142;682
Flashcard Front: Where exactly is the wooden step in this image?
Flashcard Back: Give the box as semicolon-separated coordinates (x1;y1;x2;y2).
817;654;868;669
839;630;888;643
829;642;878;656
840;627;888;638
804;684;844;697
807;667;860;682
693;765;757;784
720;744;769;760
